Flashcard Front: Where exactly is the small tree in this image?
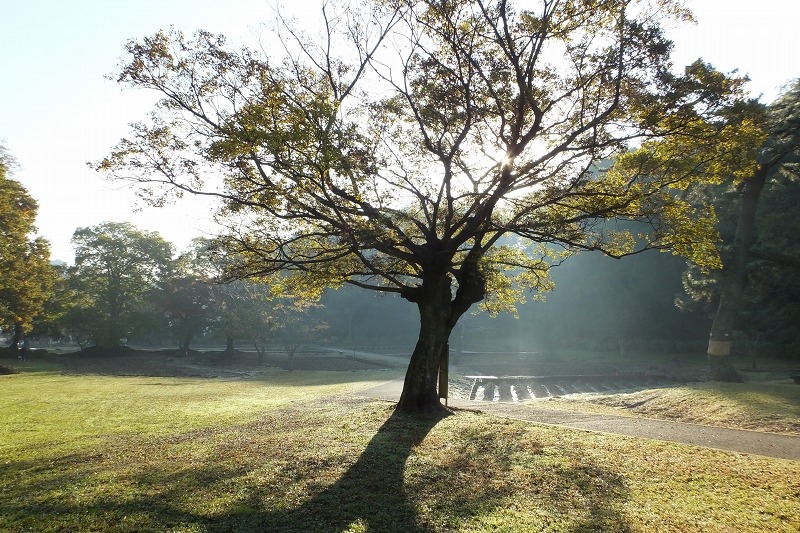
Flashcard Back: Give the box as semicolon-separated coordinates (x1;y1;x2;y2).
100;1;743;411
211;279;326;366
269;299;328;366
181;238;275;358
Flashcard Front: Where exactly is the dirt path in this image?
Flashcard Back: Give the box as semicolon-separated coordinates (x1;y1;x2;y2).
360;378;800;461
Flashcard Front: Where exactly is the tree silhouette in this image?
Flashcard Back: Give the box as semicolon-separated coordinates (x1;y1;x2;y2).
99;0;744;411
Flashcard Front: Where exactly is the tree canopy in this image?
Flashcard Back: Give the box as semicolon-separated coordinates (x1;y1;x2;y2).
99;0;748;412
675;80;800;376
0;147;56;348
68;222;174;347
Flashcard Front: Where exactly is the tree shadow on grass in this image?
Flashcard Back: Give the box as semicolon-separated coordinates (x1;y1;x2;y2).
1;404;636;532
0;452;208;531
213;407;634;532
0;408;446;533
390;418;634;532
256;408;447;532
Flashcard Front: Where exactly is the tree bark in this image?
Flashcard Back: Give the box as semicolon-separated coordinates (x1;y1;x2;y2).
8;323;22;353
396;257;487;413
397;305;452;413
181;331;194;356
707;168;767;382
397;276;455;414
707;293;743;382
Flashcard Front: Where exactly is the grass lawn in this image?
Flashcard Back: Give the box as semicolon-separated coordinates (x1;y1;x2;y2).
548;381;800;434
2;367;799;532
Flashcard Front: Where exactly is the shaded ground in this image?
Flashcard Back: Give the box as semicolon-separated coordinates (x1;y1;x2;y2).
0;364;18;375
44;347;393;377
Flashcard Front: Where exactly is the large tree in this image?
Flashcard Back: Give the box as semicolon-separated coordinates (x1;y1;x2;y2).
706;82;800;378
156;274;215;355
0;147;56;351
68;222;174;348
677;81;800;377
99;0;742;412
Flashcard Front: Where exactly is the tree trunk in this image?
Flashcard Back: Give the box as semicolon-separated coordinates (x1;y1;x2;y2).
707;169;766;382
708;294;743;382
8;323;23;354
253;339;266;365
181;331;193;356
397;315;451;413
225;335;235;355
397;275;455;414
102;319;123;348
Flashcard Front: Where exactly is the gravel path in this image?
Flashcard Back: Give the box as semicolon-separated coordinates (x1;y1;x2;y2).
360;378;800;461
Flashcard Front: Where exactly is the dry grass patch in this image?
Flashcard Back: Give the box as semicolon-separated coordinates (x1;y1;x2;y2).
545;381;800;434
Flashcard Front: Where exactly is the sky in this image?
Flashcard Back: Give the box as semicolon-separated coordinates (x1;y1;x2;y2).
1;1;798;263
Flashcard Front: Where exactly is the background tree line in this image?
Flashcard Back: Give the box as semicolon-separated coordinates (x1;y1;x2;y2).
0;210;329;357
2;213;800;368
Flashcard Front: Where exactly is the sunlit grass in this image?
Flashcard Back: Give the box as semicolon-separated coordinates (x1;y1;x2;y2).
1;369;395;459
1;370;799;532
544;381;800;434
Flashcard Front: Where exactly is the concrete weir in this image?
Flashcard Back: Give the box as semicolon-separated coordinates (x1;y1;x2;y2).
466;372;683;402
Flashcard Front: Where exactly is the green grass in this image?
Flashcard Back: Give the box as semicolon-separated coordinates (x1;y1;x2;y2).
1;368;394;458
542;380;800;434
2;369;799;532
